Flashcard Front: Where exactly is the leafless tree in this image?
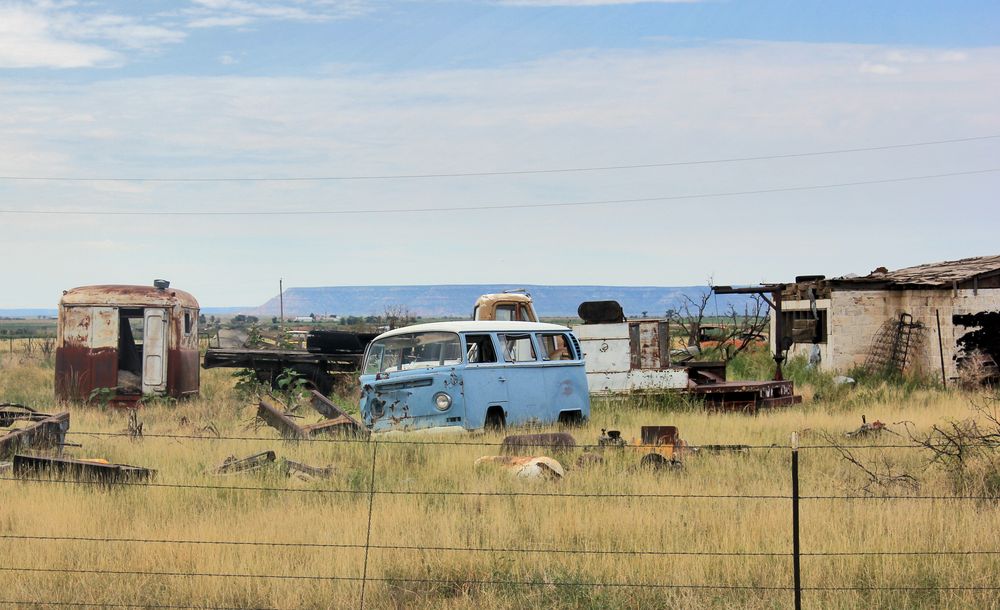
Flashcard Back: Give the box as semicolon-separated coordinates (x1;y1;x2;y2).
667;283;713;348
667;280;770;361
381;304;414;330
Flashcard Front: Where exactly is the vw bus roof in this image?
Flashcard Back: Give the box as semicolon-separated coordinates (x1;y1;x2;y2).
373;320;570;340
60;285;199;309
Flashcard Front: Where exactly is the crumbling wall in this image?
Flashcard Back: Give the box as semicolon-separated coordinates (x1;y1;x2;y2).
775;288;1000;380
953;311;1000;369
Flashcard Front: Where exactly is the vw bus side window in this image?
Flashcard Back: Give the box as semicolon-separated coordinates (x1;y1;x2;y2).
500;333;536;363
364;332;462;373
539;333;575;361
465;334;498;364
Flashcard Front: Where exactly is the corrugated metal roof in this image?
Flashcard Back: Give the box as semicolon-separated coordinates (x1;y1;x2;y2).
836;255;1000;287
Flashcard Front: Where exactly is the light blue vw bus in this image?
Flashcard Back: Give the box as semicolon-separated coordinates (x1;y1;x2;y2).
359;321;590;432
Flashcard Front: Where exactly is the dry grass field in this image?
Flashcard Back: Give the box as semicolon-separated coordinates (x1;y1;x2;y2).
1;348;999;609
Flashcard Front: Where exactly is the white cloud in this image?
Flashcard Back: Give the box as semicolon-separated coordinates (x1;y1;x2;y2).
860;61;900;75
184;0;369;27
1;41;998;305
0;5;119;68
500;0;701;4
0;0;372;69
188;15;253;28
0;1;186;68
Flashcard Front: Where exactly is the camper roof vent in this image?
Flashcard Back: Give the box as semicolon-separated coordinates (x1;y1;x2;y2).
153;279;170;291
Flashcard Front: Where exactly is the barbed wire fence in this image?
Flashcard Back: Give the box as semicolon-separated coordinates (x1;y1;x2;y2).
2;431;999;609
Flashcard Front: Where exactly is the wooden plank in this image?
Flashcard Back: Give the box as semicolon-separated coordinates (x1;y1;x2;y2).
0;412;70;459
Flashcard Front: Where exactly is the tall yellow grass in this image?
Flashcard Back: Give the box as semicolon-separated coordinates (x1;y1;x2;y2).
1;352;998;609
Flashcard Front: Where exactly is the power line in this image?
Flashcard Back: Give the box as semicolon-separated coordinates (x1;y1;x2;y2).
1;167;996;216
0;134;996;183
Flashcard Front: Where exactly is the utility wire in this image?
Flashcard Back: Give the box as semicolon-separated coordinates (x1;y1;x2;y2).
0;167;997;216
0;134;995;182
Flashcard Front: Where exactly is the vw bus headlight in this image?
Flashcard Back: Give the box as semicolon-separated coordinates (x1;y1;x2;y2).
434;392;452;411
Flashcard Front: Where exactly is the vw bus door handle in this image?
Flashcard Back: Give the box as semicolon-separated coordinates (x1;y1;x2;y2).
497;376;507;383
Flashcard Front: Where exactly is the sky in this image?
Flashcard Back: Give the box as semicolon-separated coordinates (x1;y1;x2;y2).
1;0;998;308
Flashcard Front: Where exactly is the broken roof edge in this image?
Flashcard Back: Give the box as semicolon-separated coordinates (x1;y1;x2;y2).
60;284;199;309
821;254;1000;289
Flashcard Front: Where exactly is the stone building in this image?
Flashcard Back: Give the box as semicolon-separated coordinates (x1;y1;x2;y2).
771;255;1000;381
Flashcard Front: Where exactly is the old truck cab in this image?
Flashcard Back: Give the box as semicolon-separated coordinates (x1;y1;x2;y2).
359;321;589;433
54;281;200;402
472;292;539;322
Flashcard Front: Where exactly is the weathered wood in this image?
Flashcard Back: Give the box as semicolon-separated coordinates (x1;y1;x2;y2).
0;412;70;459
13;453;154;482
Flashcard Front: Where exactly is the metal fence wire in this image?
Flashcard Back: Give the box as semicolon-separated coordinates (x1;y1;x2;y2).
1;432;998;610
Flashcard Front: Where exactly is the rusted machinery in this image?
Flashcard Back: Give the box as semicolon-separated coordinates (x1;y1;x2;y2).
599;425;687;469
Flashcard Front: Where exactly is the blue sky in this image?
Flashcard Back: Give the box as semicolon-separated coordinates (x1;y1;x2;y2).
1;0;998;307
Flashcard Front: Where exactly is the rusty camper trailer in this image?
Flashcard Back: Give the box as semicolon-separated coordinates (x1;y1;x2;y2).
55;281;200;402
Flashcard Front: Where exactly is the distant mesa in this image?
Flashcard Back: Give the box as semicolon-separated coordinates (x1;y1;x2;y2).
253;284;752;318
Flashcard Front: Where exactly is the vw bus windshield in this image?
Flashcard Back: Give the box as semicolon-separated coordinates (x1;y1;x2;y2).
364;331;463;374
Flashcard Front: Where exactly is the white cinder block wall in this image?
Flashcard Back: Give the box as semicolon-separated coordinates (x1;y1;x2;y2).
771;289;1000;379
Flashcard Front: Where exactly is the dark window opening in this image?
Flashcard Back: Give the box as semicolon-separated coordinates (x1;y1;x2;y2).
465;334;498;364
780;309;828;344
954;311;1000;384
184;311;193;335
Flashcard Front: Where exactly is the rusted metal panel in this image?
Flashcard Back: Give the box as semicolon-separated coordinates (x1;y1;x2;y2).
55;346;117;401
657;321;670;368
693;380;802;413
91;307;117;348
214;451;276;475
257;401;307;439
628;323;641;370
60;285;198;309
636;321;667;369
167;349;200;398
501;432;576;454
61;307;91;347
307;391;368;437
0;412;70;459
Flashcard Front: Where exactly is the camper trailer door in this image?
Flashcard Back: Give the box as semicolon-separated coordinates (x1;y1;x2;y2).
142;308;168;394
